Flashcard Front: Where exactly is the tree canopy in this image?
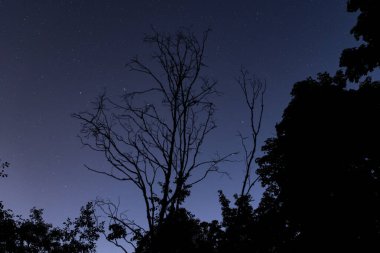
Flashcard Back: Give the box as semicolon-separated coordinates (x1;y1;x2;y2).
340;0;380;81
256;72;380;252
0;202;103;253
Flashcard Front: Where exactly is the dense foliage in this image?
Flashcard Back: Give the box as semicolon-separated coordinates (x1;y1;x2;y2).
256;73;380;252
135;208;221;253
340;0;380;81
0;202;103;253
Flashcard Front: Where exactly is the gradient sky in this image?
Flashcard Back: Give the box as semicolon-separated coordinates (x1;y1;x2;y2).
0;0;357;251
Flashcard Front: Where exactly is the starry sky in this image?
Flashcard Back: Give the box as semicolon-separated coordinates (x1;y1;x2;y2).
0;0;357;251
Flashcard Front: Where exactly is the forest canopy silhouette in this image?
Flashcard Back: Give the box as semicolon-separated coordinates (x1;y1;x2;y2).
1;1;380;252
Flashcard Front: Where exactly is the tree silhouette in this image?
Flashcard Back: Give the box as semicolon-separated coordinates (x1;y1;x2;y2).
74;29;233;251
135;208;221;253
217;192;257;253
256;72;380;252
340;0;380;82
0;202;103;252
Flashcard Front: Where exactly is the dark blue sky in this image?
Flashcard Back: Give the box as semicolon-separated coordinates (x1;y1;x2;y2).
0;0;357;251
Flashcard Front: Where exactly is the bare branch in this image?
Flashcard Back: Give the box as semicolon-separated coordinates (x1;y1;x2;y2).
238;67;266;196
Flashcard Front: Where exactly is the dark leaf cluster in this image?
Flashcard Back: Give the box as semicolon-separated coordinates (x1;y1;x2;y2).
0;202;104;253
340;0;380;81
256;73;380;252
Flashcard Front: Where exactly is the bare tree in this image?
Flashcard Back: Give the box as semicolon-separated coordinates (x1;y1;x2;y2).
237;68;266;197
73;29;233;250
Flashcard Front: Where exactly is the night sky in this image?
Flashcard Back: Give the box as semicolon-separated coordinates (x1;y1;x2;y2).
1;1;357;251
